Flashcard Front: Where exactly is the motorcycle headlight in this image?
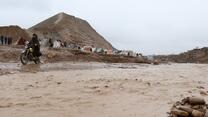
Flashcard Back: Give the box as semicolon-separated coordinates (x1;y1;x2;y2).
29;48;33;52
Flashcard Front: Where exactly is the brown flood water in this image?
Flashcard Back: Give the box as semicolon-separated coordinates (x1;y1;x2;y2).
0;62;149;75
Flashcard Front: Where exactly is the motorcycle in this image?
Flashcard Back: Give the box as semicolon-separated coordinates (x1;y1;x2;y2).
20;42;41;65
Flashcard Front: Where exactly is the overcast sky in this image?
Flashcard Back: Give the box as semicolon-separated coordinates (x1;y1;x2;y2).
0;0;208;55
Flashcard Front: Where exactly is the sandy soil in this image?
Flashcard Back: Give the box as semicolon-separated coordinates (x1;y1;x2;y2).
0;63;208;117
0;46;148;64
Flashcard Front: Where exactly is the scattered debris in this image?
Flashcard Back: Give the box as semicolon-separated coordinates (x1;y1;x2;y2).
118;66;137;69
153;60;160;65
169;97;208;117
0;103;13;108
28;85;34;87
56;82;62;85
146;82;151;86
104;85;109;88
200;90;208;96
90;86;99;89
197;86;205;89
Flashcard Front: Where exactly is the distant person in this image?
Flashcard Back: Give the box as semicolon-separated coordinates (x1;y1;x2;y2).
64;42;67;47
128;52;130;56
10;37;13;45
2;36;5;45
78;46;81;50
29;34;42;57
5;37;8;45
8;37;12;45
0;35;3;45
49;38;53;47
7;37;10;45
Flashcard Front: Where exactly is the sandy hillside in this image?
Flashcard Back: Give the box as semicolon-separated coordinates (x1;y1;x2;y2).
28;12;114;50
0;63;208;117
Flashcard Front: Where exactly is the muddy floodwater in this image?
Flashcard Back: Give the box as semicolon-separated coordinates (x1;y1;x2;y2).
0;63;208;117
0;62;149;75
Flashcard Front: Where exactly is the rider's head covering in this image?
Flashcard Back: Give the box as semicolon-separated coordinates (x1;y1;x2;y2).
32;33;37;38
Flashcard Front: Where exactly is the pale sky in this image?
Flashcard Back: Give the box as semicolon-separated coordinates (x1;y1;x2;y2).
0;0;208;55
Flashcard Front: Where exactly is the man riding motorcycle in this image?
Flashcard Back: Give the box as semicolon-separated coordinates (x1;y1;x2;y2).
20;33;42;65
29;33;42;57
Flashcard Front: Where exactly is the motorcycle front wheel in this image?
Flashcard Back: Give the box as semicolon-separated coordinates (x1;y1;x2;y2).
20;53;29;65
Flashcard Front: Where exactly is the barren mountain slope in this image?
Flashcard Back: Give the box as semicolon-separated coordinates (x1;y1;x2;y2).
28;12;114;50
0;26;30;43
155;47;208;63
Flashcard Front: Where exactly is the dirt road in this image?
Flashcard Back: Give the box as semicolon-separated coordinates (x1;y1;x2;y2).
0;63;208;117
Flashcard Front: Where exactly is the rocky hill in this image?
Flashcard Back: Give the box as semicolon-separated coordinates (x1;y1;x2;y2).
28;12;114;50
0;25;30;43
155;47;208;63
